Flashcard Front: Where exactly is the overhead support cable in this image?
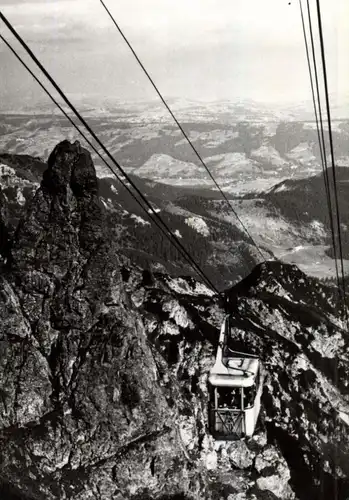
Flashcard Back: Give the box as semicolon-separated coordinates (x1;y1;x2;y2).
299;0;340;294
99;0;266;263
305;0;331;200
0;34;125;187
299;5;346;495
315;4;344;493
315;0;347;308
0;18;219;294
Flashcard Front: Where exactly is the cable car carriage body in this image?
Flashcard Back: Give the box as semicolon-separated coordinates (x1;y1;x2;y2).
208;316;264;439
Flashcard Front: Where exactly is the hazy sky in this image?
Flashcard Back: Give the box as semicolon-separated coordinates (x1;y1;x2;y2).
0;0;348;108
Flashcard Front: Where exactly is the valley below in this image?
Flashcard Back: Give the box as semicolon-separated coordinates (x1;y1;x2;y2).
1;100;349;288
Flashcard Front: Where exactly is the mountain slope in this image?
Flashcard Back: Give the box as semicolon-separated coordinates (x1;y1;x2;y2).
261;168;349;258
3;143;349;285
1;140;349;499
226;261;349;500
2;111;349;192
0;151;265;290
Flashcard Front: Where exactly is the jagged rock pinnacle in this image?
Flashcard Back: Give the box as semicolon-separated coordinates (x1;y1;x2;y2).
10;140;103;275
42;140;98;199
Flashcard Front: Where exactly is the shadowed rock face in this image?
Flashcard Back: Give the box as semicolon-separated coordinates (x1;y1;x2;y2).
0;141;221;500
0;140;347;500
0;141;194;499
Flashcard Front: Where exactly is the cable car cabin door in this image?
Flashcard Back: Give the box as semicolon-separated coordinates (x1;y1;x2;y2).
209;386;245;439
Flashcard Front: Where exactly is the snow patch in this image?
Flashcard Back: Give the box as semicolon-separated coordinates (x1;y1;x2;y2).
185;216;210;236
194;282;216;296
274;183;289;193
16;188;26;206
339;411;349;426
130;214;151;226
147;207;161;214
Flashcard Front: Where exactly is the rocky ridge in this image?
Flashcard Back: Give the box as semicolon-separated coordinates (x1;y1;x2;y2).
0;149;261;290
0;140;348;499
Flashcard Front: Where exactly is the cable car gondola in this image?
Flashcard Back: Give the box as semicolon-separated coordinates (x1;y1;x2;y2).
208;316;264;439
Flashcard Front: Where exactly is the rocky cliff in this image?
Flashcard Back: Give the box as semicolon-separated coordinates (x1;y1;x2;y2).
0;141;348;500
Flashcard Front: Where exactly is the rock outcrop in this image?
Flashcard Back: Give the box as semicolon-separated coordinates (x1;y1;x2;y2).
226;261;349;499
1;141;348;500
0;141;203;499
0;141;224;500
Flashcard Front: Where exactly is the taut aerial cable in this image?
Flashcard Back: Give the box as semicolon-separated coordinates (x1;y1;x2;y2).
299;0;341;297
315;0;347;311
0;16;220;294
99;0;267;263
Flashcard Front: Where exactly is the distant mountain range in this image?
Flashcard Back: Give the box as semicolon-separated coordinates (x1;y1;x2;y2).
1;100;349;285
1;109;349;194
4;95;349;121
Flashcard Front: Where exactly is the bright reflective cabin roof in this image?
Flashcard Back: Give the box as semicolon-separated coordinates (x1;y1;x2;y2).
209;356;259;388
